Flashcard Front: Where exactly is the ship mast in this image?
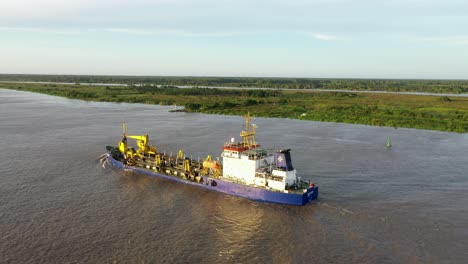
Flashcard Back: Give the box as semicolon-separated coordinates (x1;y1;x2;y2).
240;112;258;147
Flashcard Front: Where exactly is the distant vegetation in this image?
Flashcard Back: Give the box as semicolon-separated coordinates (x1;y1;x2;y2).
1;74;468;94
2;82;467;133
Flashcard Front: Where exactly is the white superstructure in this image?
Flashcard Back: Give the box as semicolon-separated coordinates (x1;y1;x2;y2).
220;113;299;192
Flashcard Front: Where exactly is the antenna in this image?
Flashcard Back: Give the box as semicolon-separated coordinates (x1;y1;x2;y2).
123;122;127;136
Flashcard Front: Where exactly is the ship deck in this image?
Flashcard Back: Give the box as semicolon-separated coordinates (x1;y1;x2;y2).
108;146;310;195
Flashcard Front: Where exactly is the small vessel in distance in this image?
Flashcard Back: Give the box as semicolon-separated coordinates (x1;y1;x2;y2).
105;114;318;205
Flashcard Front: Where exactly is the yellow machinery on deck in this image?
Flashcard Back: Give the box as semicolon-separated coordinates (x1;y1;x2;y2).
202;155;222;177
117;123;222;178
119;123;157;158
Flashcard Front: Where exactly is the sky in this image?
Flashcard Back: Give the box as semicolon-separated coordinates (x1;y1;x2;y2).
1;0;468;79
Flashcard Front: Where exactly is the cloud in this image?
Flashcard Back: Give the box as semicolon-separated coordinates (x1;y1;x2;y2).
301;32;339;41
0;26;80;35
0;0;178;21
0;26;260;38
310;33;338;41
102;28;154;35
95;28;263;37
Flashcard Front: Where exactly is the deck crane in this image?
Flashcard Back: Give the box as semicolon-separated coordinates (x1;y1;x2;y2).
119;123;157;158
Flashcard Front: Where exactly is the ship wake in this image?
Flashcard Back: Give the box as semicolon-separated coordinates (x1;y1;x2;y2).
99;153;110;169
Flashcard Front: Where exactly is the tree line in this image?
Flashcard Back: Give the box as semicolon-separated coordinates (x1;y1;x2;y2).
1;74;467;94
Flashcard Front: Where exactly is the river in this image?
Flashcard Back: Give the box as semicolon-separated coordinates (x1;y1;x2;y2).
1;88;467;263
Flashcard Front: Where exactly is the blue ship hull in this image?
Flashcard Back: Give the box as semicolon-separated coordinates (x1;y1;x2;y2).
106;152;318;206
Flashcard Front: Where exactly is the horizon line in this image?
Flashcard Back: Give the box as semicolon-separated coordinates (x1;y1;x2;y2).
1;73;468;81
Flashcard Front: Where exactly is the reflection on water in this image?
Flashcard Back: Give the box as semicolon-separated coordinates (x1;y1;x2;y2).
1;89;467;263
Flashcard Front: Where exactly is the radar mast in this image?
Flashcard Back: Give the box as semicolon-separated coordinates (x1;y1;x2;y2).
240;112;258;147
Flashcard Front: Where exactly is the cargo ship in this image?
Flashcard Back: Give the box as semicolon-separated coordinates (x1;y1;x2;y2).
104;114;318;205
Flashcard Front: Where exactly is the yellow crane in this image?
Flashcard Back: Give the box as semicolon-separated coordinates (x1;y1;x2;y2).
119;123;157;158
202;155;222;177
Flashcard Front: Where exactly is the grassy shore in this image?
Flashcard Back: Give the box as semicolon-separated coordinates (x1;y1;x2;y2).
2;82;467;133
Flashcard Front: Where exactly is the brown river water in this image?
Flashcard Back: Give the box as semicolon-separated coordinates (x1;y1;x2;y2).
1;88;467;263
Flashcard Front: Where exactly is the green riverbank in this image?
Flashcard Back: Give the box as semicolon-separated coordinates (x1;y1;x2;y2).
3;82;467;132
